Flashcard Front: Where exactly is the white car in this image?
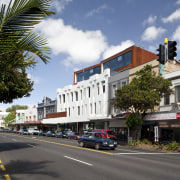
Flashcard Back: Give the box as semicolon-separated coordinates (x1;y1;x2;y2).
28;128;39;135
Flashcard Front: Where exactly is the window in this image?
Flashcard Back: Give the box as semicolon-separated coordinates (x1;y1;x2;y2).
69;108;70;117
80;90;82;100
102;81;105;93
88;87;90;98
112;84;117;97
94;103;96;114
59;95;61;104
97;83;100;95
78;106;80;116
164;94;170;105
121;81;127;87
71;92;73;102
90;103;92;114
176;86;180;103
103;51;132;73
63;94;65;103
75;91;78;101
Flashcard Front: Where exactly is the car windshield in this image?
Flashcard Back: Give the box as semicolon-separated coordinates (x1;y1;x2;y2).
107;131;115;135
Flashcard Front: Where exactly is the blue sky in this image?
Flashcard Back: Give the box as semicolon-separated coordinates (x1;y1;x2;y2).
1;0;180;111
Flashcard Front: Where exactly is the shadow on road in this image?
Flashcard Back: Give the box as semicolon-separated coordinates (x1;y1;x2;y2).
0;142;37;152
1;160;59;179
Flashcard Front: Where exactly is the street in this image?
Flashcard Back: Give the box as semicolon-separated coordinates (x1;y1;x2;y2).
0;133;180;180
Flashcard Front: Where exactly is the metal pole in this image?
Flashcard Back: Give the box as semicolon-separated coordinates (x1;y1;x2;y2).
164;38;168;63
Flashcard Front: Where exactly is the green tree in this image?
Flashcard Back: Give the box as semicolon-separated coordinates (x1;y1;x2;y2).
6;105;28;112
0;0;55;103
112;65;173;138
4;112;16;126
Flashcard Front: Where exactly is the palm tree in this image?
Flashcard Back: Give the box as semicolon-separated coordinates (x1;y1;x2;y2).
0;0;55;63
0;0;55;103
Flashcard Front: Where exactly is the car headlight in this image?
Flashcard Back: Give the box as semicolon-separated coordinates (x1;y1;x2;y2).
103;142;108;145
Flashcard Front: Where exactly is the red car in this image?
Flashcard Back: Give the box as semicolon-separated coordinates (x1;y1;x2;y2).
92;129;117;140
12;129;19;133
67;132;80;140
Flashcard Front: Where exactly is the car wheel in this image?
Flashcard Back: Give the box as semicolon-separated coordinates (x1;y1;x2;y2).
95;143;100;150
79;141;84;147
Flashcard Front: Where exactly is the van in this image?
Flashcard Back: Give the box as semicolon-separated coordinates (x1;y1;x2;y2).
92;129;117;140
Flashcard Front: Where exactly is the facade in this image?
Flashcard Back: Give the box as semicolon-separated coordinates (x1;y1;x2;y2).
42;45;157;136
143;60;180;142
37;97;57;120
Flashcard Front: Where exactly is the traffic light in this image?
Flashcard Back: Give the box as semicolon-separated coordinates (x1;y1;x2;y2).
157;44;165;64
168;41;177;60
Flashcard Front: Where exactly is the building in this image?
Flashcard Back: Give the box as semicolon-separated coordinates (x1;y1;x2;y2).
42;45;157;135
143;61;180;142
37;97;57;120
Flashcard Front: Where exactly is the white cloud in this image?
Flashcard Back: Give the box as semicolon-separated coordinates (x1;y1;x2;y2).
143;15;157;26
177;0;180;4
51;0;72;13
141;26;166;41
148;45;157;53
86;4;109;17
36;18;108;65
172;25;180;41
103;40;134;59
162;8;180;23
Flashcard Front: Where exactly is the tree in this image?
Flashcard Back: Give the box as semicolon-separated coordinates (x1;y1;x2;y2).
112;65;173;138
6;105;28;112
4;112;16;126
0;0;55;103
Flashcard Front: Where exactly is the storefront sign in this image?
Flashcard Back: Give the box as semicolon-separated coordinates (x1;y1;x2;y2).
176;113;180;119
144;113;176;121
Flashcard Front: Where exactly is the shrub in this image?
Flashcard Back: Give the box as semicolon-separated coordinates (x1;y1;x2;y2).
141;139;152;145
165;141;179;151
128;140;141;146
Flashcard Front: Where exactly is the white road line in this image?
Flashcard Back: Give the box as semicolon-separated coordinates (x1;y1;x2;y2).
114;152;180;155
116;148;141;153
64;156;93;166
12;139;17;142
27;144;35;148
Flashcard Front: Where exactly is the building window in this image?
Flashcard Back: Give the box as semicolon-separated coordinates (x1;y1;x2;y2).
75;91;78;101
112;84;117;97
102;81;105;93
80;90;82;100
97;83;100;95
71;92;73;102
69;108;70;117
121;81;127;87
90;103;92;114
94;103;96;114
63;94;65;103
176;86;180;103
164;94;170;105
78;106;80;116
88;87;90;98
59;95;61;104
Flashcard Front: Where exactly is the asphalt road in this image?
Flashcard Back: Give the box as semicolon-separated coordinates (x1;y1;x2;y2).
0;133;180;180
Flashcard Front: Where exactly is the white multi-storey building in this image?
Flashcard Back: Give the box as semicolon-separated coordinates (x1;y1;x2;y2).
43;69;111;130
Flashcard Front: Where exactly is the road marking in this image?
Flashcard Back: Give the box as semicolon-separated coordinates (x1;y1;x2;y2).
64;156;93;166
114;152;180;155
1;165;6;171
12;139;17;142
116;148;141;153
0;160;2;163
4;174;11;180
27;144;35;147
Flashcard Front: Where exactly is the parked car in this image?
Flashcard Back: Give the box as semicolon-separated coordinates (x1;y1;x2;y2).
19;129;30;135
92;129;117;140
28;128;39;135
12;129;19;133
67;132;80;140
38;130;44;136
46;131;55;137
78;132;117;150
62;130;72;138
55;131;63;138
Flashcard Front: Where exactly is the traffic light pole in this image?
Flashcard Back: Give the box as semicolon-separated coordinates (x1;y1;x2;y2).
164;38;168;63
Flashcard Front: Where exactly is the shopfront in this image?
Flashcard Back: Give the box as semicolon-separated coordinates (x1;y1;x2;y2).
143;112;180;142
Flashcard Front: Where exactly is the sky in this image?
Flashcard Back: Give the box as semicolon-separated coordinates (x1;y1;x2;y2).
1;0;180;111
